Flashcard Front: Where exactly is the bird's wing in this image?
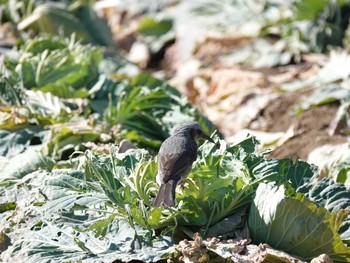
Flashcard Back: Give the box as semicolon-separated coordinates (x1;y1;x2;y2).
158;147;196;184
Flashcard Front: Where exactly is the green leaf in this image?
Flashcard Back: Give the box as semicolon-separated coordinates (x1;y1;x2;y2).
303;178;350;244
102;73;218;150
295;0;330;21
249;183;350;262
38;85;89;98
0;202;16;213
204;210;245;238
42;123;100;160
17;36;102;91
18;3;91;41
137;17;173;37
17;2;115;47
3;213;173;262
24;37;66;54
137;17;174;54
0;75;23;106
284;158;350;244
0;107;30;130
1;149;54;179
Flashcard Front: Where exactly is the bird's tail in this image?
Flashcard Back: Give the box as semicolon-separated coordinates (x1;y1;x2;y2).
151;180;177;207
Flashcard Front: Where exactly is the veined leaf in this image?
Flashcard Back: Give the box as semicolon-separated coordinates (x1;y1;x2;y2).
0;76;23;106
249;183;350;262
303;178;350;244
25;90;74;124
2;219;173;263
17;36;102;92
102;73;218;150
41;170;107;215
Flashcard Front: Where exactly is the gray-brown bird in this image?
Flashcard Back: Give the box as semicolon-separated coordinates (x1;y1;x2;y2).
152;122;214;207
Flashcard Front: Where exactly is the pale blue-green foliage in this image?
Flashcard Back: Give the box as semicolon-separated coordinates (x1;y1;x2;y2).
19;36;102;93
101;73;218;150
3;136;350;262
248;157;350;262
0;167;173;262
249;183;350;262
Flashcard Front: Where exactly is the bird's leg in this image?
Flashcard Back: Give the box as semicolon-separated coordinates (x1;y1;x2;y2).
178;178;193;194
177;178;186;193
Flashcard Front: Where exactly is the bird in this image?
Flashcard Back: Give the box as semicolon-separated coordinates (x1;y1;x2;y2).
151;122;215;207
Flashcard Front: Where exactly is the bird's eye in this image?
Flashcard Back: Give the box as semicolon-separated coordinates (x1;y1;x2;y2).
196;129;203;135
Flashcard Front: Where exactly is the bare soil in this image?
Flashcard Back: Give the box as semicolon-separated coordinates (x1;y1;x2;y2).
256;91;347;160
153;37;348;163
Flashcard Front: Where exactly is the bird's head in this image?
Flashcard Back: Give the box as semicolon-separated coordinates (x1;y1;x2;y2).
173;122;215;143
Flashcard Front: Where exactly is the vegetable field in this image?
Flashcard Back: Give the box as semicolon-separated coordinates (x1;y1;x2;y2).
1;0;350;262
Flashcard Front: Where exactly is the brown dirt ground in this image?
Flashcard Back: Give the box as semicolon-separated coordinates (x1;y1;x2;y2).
154;37;348;163
255;91;347;161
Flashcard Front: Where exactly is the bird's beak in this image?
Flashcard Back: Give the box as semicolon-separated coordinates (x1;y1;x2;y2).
201;133;215;143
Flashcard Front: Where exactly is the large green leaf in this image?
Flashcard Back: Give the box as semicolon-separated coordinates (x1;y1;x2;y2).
280;158;350;244
249;183;350;262
17;36;102;92
302;178;350;244
17;1;115;47
101;73;218;150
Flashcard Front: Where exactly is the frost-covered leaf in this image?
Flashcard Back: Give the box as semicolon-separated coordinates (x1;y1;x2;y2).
1;149;54;179
0;127;46;158
40;170;107;215
0;76;23;106
2;219;173;263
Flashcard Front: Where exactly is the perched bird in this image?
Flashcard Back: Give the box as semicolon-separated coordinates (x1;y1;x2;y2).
152;122;215;207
